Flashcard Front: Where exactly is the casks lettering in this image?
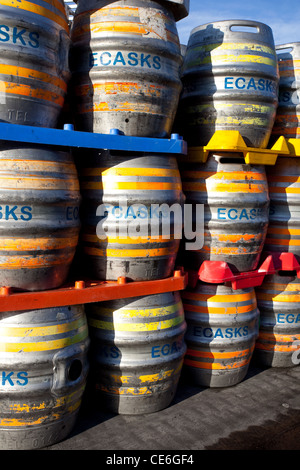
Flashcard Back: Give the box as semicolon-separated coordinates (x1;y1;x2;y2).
217;207;262;220
193;326;249;339
1;371;28;386
224;76;276;92
0;205;32;221
89;51;161;69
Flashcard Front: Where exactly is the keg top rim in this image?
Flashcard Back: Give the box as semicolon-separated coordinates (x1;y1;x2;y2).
189;18;273;38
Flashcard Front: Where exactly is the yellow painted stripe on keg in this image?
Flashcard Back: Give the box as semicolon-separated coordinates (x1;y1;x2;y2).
97;384;152;396
201;245;257;255
100;167;180;178
9;387;85;413
88;315;183;332
0;159;76;173
81;181;181;191
0;81;65;106
96;303;182;318
181;291;255;303
84;246;175;258
0;252;75;269
83;234;176;244
0;177;79;190
183;303;256;315
0;237;78;251
80;101;159;114
187;51;276;67
182;170;266;181
138;368;180;384
0;64;67;92
0;318;86;338
182;181;265;193
256;293;300;302
0;401;82;427
1;0;69;31
0;329;88;353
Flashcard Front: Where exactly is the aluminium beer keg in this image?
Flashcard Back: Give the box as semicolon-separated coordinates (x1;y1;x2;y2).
0;0;70;127
0;144;81;291
182;282;259;387
78;150;184;281
0;305;89;450
176;19;279;148
180;153;269;273
271;42;300;141
264;157;300;256
86;291;186;414
255;273;300;367
69;0;183;137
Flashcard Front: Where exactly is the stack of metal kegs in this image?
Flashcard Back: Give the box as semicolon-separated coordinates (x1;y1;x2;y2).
255;43;300;369
68;0;189;415
0;0;89;450
173;19;284;388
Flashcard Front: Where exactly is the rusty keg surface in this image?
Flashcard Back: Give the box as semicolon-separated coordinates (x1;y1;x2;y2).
175;19;279;148
255;273;300;368
0;144;81;291
78;150;184;281
69;0;183;137
86;291;187;415
264;157;300;255
180;153;270;273
182;282;259;387
271;42;300;141
0;0;70;127
0;305;89;450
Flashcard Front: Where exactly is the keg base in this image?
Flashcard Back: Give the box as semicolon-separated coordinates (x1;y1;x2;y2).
0;412;79;450
183;363;251;388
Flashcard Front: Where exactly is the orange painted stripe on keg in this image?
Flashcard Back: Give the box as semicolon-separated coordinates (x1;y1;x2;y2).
186;347;253;360
268;175;300;183
101;167;180;178
182;303;256;315
266;227;300;235
43;0;67;16
256;293;300;302
81;101;158;114
84;246;174;258
83;234;176;244
0;81;65;106
273;114;300;124
210;233;260;243
181;291;255;303
0;237;78;251
278;60;300;75
184;357;251;370
0;176;79;190
81;181;181;191
264;238;300;246
257;282;300;292
0;253;74;269
1;0;69;31
77;82;163;98
272;127;300;135
0;64;67;91
182;182;266;193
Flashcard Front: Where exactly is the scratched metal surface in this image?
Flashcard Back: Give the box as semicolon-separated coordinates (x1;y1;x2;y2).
45;363;300;450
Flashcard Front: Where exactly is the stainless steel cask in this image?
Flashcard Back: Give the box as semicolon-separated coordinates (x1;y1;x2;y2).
272;43;300;140
255;273;300;367
0;0;70;127
70;0;183;137
79;150;184;281
86;292;186;414
182;282;259;387
0;144;81;291
177;19;279;148
0;305;89;450
180;153;269;272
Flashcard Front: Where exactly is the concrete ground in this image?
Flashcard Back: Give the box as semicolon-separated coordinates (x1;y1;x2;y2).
45;361;300;451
